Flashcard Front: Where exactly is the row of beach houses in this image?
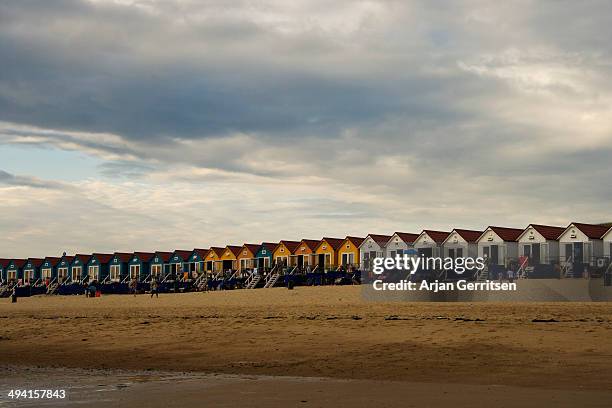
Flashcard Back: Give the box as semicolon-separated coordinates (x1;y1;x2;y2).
1;222;612;286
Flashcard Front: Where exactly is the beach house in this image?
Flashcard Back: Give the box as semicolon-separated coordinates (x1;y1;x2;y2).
273;241;300;268
205;247;225;273
359;234;392;272
558;223;609;277
23;258;44;283
442;229;482;259
255;242;276;271
337;236;365;268
109;252;132;282
128;252;155;281
86;253;114;282
314;238;346;270
292;239;320;270
414;230;451;257
6;259;26;282
150;251;172;279
385;232;419;258
237;244;260;272
41;257;61;282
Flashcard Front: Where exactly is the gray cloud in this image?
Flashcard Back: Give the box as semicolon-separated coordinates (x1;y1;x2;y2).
0;169;64;189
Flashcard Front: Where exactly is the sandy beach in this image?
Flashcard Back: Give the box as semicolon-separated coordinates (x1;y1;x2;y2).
1;286;612;406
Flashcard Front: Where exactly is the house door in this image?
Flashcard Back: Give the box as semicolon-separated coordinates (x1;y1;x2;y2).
490;245;499;265
297;255;303;268
531;244;541;264
448;248;455;259
222;260;233;271
418;247;433;258
573;242;584;275
318;254;326;268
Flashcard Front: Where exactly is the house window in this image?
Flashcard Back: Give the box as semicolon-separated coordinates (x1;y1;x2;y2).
24;269;34;282
341;253;354;265
71;267;82;281
8;270;16;280
151;264;162;277
130;265;140;279
58;267;68;280
42;268;52;279
110;265;121;281
88;266;99;280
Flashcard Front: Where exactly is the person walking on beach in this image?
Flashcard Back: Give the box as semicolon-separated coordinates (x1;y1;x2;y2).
507;268;515;283
150;278;159;298
129;278;138;297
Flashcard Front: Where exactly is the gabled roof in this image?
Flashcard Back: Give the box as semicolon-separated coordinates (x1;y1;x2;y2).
241;244;260;255
344;236;365;247
113;252;133;263
26;258;45;268
479;226;523;242
0;258;11;268
154;251;173;262
259;242;277;253
192;248;209;258
568;222;610;239
527;224;566;240
10;259;27;268
44;257;62;266
71;254;87;264
452;229;483;243
364;234;393;246
225;245;243;257
319;237;344;250
207;247;226;258
172;250;193;260
421;230;451;243
299;239;321;251
276;240;300;253
391;232;420;244
133;252;155;262
92;253;114;264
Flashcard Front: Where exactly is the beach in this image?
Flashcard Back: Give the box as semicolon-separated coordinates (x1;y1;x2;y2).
1;286;612;406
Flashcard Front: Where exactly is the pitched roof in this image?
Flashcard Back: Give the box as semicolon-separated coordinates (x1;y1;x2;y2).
26;258;45;268
192;248;209;258
393;232;420;244
208;247;226;258
529;224;566;240
320;237;345;250
422;230;451;243
92;253;114;264
277;240;300;253
154;251;173;262
259;242;277;252
172;250;193;260
570;222;610;239
10;259;27;268
366;234;393;246
344;236;365;247
0;258;11;268
299;239;321;251
133;252;155;262
485;226;523;242
225;245;243;257
114;252;133;263
44;257;62;266
242;244;260;255
453;229;483;243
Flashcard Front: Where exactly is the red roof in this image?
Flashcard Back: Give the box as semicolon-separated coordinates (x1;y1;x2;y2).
0;258;11;268
92;253;114;264
344;236;365;247
242;244;260;255
225;246;243;257
529;224;566;240
10;259;27;268
44;257;62;266
366;234;393;246
570;223;610;239
133;252;155;262
393;232;420;244
485;226;523;242
259;242;278;253
320;237;345;250
27;258;45;268
208;247;226;258
453;229;483;243
114;252;133;263
154;252;173;262
172;250;193;260
192;248;209;258
277;240;300;253
299;239;321;251
422;230;451;243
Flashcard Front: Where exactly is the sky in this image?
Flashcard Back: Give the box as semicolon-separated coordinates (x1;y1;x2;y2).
1;0;611;257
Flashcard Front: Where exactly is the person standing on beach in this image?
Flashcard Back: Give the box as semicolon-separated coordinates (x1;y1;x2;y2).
129;278;138;297
150;278;159;298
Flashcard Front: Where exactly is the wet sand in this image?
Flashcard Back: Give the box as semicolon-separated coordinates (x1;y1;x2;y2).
1;366;611;408
1;286;612;406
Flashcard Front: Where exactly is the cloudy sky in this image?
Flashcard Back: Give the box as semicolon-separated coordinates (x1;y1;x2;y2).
1;0;611;257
